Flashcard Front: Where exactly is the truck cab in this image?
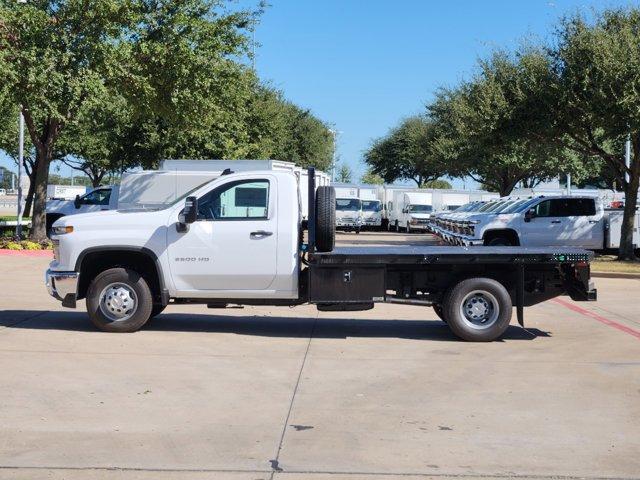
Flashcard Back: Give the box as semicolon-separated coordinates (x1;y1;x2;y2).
335;196;362;232
360;199;382;229
451;196;606;248
46;186;117;232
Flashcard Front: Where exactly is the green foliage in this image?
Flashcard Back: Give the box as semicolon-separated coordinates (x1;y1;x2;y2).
243;86;334;170
336;164;353;183
0;166;13;190
5;242;22;250
360;169;384;185
428;50;586;196
365;116;447;187
422;179;452;189
544;8;640;258
20;240;41;250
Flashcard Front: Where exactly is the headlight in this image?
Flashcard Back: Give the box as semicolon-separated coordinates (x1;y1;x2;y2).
52;225;74;235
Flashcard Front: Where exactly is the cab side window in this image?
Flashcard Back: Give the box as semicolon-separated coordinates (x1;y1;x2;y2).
197;179;269;221
534;198;596;217
81;189;111;206
533;200;551;217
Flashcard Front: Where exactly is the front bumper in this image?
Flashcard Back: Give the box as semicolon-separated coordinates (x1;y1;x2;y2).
45;269;79;308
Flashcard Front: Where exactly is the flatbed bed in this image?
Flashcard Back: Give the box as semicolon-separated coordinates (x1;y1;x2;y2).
310;246;592;265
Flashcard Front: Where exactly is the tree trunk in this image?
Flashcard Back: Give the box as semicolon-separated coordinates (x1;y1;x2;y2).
23;175;35;218
617;159;639;260
29;148;52;241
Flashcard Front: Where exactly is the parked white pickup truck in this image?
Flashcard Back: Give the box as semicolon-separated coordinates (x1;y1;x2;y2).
46;186;117;232
434;195;640;252
46;169;597;342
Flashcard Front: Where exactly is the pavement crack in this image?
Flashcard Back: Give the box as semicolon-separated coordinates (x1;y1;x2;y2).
269;314;318;479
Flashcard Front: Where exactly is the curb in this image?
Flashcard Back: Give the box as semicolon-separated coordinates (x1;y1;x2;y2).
591;271;640;280
0;249;53;258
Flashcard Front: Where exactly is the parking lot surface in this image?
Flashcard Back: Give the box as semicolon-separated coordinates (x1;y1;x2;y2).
1;232;639;480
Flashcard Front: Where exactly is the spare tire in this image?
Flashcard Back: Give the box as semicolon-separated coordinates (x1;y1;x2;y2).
315;186;335;252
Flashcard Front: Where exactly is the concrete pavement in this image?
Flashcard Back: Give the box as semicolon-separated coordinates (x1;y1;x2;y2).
0;233;639;479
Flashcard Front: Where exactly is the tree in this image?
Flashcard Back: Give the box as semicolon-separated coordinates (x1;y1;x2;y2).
56;89;140;187
428;50;586;197
0;0;257;239
336;164;353;183
361;168;384;185
243;86;334;170
423;179;452;189
365;116;447;187
543;9;640;259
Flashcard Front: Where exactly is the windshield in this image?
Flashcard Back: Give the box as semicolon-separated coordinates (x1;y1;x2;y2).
500;198;535;214
336;198;362;211
362;200;381;212
409;204;432;213
492;201;518;213
479;201;503;212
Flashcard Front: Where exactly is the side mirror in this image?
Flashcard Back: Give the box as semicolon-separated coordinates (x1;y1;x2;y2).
74;195;81;209
524;208;535;223
402;208;408;214
177;196;198;232
183;196;198;224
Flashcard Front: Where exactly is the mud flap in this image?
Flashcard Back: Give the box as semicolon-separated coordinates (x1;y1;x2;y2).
516;264;524;327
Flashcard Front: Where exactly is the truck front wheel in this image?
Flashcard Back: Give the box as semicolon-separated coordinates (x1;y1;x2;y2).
86;268;153;333
443;277;512;342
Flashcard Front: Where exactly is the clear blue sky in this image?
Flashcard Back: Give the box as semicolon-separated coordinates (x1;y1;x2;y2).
1;0;635;186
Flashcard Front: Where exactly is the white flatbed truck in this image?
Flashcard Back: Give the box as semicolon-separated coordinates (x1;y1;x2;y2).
46;168;597;342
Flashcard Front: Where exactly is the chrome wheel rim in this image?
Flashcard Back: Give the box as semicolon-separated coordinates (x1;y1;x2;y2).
99;283;138;322
459;290;499;329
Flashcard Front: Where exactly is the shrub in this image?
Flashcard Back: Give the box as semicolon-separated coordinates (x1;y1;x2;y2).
6;242;23;250
21;241;42;250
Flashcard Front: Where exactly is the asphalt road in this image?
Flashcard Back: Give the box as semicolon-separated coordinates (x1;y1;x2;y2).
0;232;639;480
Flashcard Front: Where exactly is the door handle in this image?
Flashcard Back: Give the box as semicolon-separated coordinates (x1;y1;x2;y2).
588;220;599;224
551;220;561;224
250;230;273;238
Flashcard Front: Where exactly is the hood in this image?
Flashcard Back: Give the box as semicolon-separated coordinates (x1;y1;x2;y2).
53;208;169;229
409;213;431;219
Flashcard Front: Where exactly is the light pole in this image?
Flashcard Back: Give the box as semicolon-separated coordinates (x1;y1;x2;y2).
16;109;24;238
328;129;342;182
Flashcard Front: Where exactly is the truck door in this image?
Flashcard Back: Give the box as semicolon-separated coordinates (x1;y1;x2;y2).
520;198;602;248
167;176;278;293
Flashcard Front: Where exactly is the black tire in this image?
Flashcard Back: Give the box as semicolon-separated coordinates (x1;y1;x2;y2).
486;236;512;246
406;222;412;233
443;277;512;342
395;221;400;232
315;186;335;252
355;227;361;235
86;268;153;333
433;304;447;323
150;304;166;318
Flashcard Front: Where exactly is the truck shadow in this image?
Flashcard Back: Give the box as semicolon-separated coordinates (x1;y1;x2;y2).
2;310;550;342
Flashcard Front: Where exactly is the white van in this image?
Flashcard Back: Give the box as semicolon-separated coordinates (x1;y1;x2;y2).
388;191;433;232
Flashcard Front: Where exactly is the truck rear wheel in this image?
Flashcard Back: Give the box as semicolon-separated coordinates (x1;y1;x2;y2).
315;186;335;252
86;268;153;333
443;277;512;341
